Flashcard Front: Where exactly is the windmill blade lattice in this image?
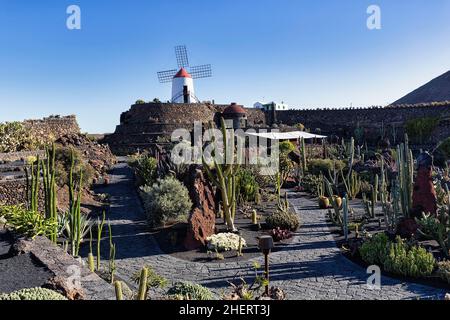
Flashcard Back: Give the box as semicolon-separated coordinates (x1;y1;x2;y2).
175;45;190;69
190;64;212;79
157;69;178;83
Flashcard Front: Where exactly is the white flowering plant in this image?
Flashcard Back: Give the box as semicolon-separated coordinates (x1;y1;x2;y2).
206;233;247;252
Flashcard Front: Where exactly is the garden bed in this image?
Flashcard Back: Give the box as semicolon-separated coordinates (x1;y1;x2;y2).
323;199;450;290
152;198;296;263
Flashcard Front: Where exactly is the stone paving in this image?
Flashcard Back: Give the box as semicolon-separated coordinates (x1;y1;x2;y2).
95;162;448;300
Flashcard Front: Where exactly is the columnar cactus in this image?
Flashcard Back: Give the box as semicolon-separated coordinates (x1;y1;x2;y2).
203;117;239;231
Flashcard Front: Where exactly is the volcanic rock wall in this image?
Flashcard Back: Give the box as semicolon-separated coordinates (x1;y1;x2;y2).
275;103;450;144
104;102;267;154
23;115;80;143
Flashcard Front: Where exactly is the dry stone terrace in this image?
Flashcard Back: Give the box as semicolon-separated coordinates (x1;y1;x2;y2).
89;160;446;300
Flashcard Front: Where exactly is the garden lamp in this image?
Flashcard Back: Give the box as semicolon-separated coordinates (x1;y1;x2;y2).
258;235;274;295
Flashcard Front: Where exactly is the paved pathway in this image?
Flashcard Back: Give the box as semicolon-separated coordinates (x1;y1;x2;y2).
94;162;447;300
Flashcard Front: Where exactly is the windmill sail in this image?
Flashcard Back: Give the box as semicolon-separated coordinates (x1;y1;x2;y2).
190;64;212;79
175;45;190;69
157;69;178;83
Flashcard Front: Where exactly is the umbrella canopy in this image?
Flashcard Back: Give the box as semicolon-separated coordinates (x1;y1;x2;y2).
245;131;326;140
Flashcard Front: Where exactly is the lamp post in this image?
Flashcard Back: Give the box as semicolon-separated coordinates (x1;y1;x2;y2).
258;235;274;296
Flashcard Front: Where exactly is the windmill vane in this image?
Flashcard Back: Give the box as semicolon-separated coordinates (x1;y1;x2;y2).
157;45;212;104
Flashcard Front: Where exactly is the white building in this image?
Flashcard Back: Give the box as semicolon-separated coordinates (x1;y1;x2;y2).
253;101;289;111
171;68;199;103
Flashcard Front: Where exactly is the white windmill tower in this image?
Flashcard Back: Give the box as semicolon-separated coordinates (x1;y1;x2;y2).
157;45;212;103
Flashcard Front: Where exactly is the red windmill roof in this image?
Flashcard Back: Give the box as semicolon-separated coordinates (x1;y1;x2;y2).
223;103;246;115
174;68;192;78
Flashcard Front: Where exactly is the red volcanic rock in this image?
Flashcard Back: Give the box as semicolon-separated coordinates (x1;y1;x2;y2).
184;167;216;250
396;218;419;239
412;166;437;217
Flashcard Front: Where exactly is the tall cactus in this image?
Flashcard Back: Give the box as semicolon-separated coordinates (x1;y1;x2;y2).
137;267;148;300
67;148;84;257
374;174;379;203
341;170;361;200
301;137;307;174
342;196;349;241
42;144;57;242
28;156;40;213
203;117;239;231
396;134;414;217
346;137;355;180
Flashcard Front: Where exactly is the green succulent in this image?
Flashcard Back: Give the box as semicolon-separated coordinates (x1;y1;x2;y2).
0;287;67;300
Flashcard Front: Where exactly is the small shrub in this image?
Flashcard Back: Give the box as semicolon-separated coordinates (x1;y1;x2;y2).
359;233;389;265
206;233;246;252
437;137;450;161
307;159;346;176
437;260;450;284
269;227;293;242
279;141;296;154
301;174;322;196
129;154;158;186
54;147;95;187
405;117;439;143
131;265;168;289
0;121;40;152
140;176;192;227
265;210;300;231
167;282;214;300
0;287;67;300
383;236;435;278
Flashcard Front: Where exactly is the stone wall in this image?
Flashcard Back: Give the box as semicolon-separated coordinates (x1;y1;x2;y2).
103;102;450;154
23;115;80;143
275;103;450;143
0;180;35;207
104;102;267;154
0;151;45;163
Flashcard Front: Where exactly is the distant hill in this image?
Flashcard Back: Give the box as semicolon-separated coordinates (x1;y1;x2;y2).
393;70;450;105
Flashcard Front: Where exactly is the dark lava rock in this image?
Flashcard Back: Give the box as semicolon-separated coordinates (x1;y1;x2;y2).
0;253;53;294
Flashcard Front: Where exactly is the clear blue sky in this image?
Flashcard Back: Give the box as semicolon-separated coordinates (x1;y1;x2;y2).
1;0;449;133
